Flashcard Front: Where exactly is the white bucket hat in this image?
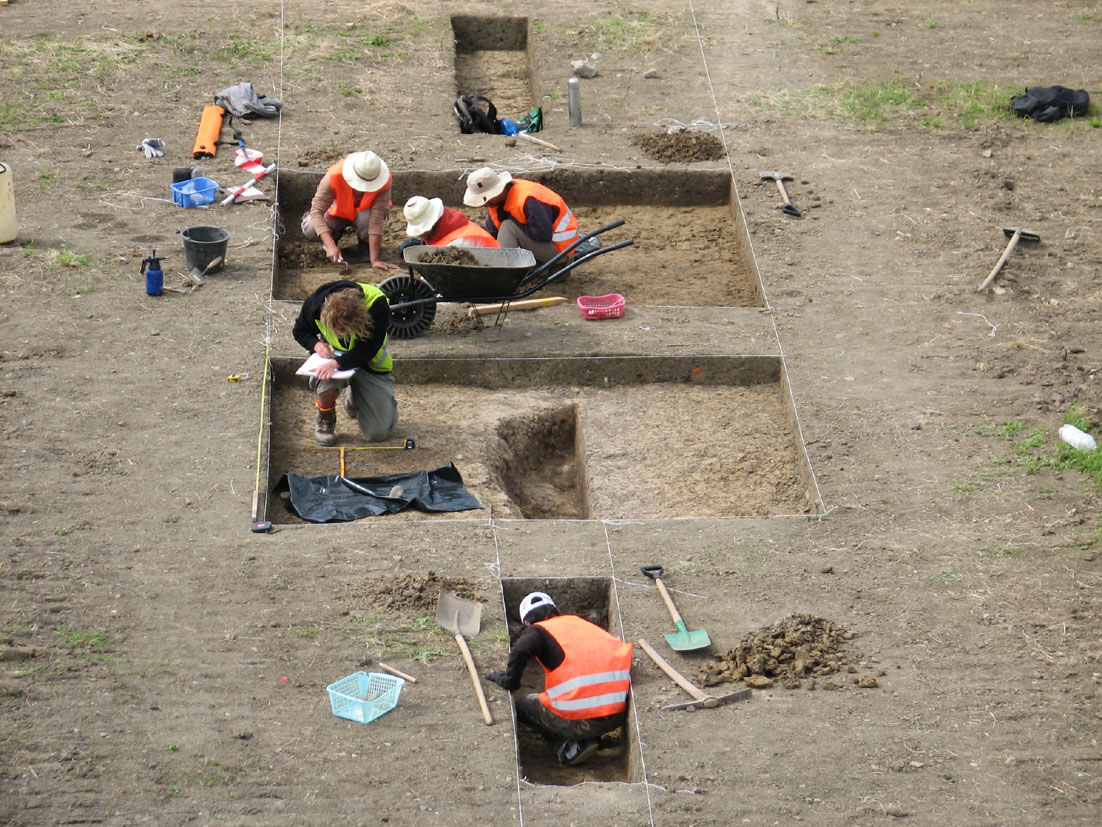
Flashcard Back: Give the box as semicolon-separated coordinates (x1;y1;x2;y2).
519;591;556;623
463;167;512;207
403;196;445;237
342;151;389;193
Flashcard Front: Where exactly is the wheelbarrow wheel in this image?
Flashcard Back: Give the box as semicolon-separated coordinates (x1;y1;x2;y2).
379;274;437;339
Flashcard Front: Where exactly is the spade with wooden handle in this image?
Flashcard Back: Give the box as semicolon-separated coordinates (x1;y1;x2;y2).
435;591;493;725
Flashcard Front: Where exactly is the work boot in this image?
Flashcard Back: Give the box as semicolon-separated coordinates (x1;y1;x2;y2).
342;386;358;421
314;406;336;446
574;235;601;257
557;738;600;767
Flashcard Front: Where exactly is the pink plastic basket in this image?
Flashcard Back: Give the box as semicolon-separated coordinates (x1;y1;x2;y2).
577;293;625;320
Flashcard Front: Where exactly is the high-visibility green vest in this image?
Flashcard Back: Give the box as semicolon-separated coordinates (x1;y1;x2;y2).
314;283;392;372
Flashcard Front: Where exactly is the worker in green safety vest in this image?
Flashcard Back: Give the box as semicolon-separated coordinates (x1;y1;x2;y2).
292;281;396;446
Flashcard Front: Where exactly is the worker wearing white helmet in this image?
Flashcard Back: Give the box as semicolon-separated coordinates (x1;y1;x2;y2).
485;591;633;767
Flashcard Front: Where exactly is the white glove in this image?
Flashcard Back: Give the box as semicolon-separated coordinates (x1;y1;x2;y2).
137;138;165;159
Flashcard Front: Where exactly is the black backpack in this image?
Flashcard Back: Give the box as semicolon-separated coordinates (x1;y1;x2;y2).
454;94;500;134
1010;85;1090;122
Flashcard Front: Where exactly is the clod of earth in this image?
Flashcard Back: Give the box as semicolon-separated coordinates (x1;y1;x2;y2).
698;614;878;691
632;129;725;164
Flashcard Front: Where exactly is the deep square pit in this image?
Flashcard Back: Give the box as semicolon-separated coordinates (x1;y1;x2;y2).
451;15;537;118
500;576;639;786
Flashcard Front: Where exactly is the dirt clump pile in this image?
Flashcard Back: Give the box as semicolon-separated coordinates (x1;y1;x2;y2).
421;247;480;265
632;128;725;163
350;572;482;613
698;614;881;691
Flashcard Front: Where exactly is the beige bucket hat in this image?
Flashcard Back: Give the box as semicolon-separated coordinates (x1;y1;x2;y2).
403;196;445;237
463;167;512;207
342;151;390;193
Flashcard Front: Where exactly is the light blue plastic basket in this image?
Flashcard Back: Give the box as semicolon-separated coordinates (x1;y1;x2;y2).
170;177;219;208
326;671;404;724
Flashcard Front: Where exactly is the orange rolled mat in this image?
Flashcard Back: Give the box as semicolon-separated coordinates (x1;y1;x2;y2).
192;105;225;159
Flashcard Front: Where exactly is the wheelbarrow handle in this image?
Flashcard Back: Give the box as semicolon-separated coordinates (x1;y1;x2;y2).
524;238;634;290
522;219;629;285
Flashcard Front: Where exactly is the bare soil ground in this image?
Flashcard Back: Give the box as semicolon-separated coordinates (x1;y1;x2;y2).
1;1;1101;825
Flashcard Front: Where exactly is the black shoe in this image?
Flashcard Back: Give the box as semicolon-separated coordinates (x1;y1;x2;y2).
557;738;600;767
574;235;601;257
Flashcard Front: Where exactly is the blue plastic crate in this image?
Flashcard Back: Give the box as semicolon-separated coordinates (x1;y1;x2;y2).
327;671;404;724
171;177;219;208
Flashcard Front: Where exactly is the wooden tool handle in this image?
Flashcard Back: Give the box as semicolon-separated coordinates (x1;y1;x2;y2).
468;297;566;317
976;230;1021;292
377;662;417;684
639;638;709;702
774;179;792;205
516;132;563;152
455;633;493;725
652;577;685;626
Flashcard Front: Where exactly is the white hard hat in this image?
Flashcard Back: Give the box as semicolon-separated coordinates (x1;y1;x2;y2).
463;167;512;207
519;591;556;622
403;195;445;237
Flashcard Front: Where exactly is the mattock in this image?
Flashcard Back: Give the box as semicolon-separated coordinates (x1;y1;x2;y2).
760;170;801;217
638;639;751;711
976;226;1040;291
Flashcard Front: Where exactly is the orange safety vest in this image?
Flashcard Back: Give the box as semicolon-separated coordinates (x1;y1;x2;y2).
536;615;633;720
432;220;500;248
488;180;578;253
326;161;392;222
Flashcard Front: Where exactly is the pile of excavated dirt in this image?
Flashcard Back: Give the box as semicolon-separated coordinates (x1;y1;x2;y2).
420;247;479;265
348;572;483;613
632;128;725;163
698;614;883;691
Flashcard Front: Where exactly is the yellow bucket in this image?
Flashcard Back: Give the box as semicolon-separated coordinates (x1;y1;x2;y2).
0;162;15;244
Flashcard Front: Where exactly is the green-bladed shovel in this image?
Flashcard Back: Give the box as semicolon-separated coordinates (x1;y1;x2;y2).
641;565;711;652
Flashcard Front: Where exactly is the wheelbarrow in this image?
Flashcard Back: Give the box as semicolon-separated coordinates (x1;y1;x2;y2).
378;220;634;339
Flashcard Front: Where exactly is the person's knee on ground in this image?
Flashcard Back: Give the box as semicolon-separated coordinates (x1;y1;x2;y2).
348;372;398;443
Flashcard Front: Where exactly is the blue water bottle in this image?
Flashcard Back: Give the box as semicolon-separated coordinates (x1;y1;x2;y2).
141;249;164;296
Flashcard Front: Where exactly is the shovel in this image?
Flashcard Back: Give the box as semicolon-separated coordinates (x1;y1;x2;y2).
435;591;493;725
641;565;711;652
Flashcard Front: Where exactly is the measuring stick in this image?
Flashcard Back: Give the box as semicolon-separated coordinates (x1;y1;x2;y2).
221;162;276;205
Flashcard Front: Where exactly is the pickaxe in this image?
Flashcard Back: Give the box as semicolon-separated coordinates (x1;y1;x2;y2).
976;226;1040;291
638;638;751;711
760;170;801;217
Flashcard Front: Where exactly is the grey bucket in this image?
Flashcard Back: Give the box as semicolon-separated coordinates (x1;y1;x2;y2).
180;225;230;273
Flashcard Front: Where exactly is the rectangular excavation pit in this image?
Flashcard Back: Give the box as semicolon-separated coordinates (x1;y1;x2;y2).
500;576;640;786
260;356;818;524
274;168;761;308
451;16;538;118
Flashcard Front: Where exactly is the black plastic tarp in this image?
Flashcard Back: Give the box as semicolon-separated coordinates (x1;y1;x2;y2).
275;463;482;523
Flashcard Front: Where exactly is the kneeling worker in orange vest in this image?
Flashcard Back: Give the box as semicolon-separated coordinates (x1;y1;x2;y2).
300;150;398;270
485;592;633;767
401;195;500;249
463;167;580;264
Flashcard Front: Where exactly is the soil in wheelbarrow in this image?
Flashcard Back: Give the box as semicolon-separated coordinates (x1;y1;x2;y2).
273;206;754;307
420;247;480;266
